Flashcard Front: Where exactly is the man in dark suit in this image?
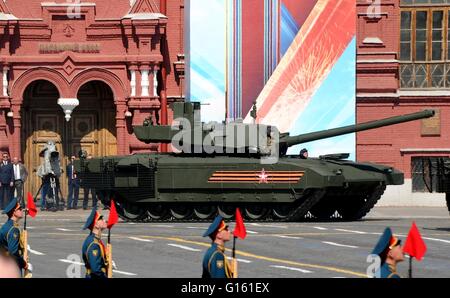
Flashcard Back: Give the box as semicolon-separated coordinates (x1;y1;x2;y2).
66;156;80;210
12;157;28;207
0;153;14;210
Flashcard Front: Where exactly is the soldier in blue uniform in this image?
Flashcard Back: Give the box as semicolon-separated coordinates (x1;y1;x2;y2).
0;198;30;276
81;208;108;278
202;215;233;278
371;227;405;278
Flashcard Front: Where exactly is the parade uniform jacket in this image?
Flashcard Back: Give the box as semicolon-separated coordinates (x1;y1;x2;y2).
202;243;232;278
0;219;26;269
378;263;401;278
82;233;107;279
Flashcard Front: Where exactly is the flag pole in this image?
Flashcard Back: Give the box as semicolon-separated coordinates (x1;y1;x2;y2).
409;256;413;278
232;236;238;278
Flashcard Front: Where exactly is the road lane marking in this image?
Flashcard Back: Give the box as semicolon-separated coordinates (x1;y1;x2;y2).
147;236;367;277
421;237;450;244
270;265;312;274
27;245;45;256
322;241;359;249
246;230;258;234
150;224;174;228
167;243;201;252
129;237;154;243
276;235;303;240
226;256;252;264
186;227;201;229
27;227;35;230
249;223;288;229
58;259;137;276
112;270;137;276
313;227;328;230
335;229;367;234
56;228;73;232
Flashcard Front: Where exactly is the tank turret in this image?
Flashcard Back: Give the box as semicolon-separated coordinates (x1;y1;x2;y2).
134;102;435;157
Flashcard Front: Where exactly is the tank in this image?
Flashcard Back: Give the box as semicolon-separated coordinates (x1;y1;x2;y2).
75;102;435;222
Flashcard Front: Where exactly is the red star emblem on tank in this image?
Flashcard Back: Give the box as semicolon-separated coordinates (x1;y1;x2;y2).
258;168;269;184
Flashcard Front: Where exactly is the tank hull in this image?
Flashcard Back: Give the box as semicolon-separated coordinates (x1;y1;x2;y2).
76;153;402;221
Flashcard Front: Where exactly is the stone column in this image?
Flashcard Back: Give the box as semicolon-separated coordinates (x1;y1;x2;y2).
140;64;150;97
116;101;128;155
129;63;138;97
2;65;9;97
10;103;21;158
152;64;159;97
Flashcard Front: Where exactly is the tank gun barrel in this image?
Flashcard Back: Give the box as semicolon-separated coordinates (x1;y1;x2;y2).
283;109;435;148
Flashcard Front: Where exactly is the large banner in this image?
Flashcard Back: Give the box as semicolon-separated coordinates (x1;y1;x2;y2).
186;0;356;158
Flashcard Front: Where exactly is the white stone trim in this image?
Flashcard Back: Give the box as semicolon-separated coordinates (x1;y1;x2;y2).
141;70;149;97
0;13;18;20
41;2;96;7
399;90;450;97
130;70;136;97
122;13;167;20
400;148;450;153
2;68;8;97
153;69;158;96
362;37;383;44
357;92;399;98
357;59;398;63
377;180;446;207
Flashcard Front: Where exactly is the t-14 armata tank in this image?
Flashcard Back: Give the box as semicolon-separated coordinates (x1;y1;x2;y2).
75;102;435;222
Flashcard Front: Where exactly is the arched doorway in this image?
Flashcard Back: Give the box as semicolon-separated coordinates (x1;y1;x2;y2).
75;80;117;158
21;80;117;200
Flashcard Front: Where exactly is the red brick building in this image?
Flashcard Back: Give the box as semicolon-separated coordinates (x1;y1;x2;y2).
0;0;184;195
357;0;447;205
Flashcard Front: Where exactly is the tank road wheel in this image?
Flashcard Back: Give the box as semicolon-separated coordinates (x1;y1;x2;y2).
194;205;217;220
147;204;169;220
272;204;292;220
117;200;146;221
244;205;269;220
170;205;194;220
218;205;235;220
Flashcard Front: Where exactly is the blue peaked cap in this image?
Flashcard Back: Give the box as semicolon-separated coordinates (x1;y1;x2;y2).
372;227;401;256
203;215;225;237
2;198;19;215
83;207;103;230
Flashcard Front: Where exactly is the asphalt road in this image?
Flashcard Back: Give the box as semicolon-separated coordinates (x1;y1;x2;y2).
2;207;449;278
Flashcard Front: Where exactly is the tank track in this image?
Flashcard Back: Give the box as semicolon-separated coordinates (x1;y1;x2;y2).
110;185;385;223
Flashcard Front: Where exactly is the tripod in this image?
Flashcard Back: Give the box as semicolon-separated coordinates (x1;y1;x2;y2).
36;174;62;212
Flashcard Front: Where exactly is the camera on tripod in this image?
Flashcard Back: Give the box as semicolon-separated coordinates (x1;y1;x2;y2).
36;141;64;211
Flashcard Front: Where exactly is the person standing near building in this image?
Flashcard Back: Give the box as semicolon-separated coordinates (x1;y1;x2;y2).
82;155;98;210
12;157;28;207
66;156;80;210
0;153;14;210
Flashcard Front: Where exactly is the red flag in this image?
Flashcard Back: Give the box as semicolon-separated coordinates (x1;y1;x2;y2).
107;199;119;229
233;208;247;239
27;192;37;218
403;221;427;261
